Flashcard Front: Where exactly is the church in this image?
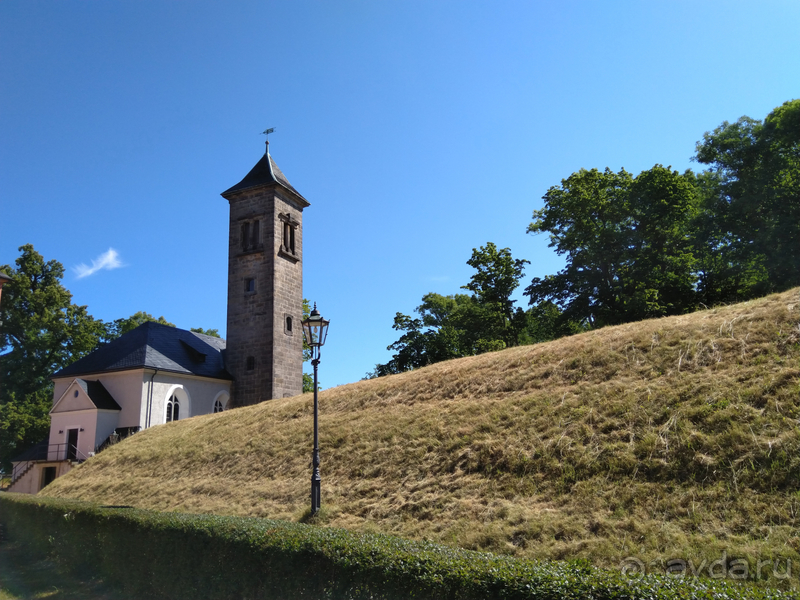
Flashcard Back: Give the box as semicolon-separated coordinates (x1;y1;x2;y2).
8;140;309;494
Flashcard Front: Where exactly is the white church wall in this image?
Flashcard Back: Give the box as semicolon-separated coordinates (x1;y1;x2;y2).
145;372;231;426
95;410;122;448
52;379;71;407
93;370;147;428
53;370;146;430
49;409;99;460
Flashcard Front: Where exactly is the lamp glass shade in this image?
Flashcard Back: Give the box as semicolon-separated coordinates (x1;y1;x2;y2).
302;307;329;348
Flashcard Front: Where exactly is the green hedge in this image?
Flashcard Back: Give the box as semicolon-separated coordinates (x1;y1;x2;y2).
0;493;794;600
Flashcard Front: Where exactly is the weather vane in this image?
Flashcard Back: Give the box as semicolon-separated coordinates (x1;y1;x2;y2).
262;127;275;141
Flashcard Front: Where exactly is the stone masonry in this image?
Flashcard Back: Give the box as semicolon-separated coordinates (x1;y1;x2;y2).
222;147;310;406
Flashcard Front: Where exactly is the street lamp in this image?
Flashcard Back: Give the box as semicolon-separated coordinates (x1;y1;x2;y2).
301;303;329;515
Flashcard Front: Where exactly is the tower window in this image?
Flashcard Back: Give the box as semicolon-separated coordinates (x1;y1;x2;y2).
285;315;293;334
278;213;299;259
240;218;262;252
283;221;295;254
241;221;249;251
246;356;255;371
244;278;256;293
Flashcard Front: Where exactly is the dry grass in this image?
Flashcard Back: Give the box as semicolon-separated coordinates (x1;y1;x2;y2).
43;289;800;576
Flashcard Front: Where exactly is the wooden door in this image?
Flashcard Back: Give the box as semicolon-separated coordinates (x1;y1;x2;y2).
67;428;79;460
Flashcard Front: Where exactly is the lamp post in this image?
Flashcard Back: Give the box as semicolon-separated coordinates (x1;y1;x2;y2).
301;303;329;515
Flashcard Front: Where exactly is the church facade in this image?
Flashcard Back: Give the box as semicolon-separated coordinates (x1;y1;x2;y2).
7;142;308;493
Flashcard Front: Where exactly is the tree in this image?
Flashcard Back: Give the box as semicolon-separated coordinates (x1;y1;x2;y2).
0;246;227;468
370;244;530;377
624;165;698;317
462;243;529;347
302;299;315;392
688;170;770;305
526;168;632;328
526;166;698;328
190;327;221;338
521;300;585;344
105;312;176;340
694;99;800;292
0;245;107;467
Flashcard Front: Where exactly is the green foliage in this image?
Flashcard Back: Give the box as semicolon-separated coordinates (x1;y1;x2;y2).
302;372;314;393
106;311;176;340
373;244;538;377
462;242;530;347
190;326;221;338
520;300;585;344
0;245;225;467
688;170;771;305
1;494;791;600
694;99;800;294
526;165;699;328
525;100;800;328
302;299;316;393
0;245;107;467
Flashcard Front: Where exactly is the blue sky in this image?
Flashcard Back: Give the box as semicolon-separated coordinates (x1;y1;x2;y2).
2;1;799;388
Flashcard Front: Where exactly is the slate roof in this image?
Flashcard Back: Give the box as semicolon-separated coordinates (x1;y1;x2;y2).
76;379;122;411
53;322;231;380
221;147;309;206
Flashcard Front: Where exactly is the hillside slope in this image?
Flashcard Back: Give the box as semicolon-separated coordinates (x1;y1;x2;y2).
43;289;800;575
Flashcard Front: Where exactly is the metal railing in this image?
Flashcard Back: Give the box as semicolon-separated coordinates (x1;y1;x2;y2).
9;443;89;487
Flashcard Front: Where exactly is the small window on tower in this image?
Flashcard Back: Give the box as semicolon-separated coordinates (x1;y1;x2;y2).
244;278;256;293
246;356;255;371
285;315;293;334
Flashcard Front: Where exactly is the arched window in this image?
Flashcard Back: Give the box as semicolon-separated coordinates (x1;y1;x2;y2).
166;394;180;423
212;391;229;415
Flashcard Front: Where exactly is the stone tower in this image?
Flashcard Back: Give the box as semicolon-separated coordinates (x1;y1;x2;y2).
221;141;309;406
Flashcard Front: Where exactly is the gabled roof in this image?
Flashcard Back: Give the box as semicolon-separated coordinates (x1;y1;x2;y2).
53;322;231;381
51;378;122;414
76;379;122;411
221;146;309;206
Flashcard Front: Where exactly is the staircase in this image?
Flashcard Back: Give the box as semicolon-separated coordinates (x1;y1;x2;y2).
9;460;36;489
6;442;88;490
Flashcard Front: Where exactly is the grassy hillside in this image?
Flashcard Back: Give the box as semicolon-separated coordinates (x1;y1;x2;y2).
43;289;800;581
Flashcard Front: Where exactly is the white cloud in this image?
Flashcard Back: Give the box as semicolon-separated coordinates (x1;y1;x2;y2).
74;248;124;279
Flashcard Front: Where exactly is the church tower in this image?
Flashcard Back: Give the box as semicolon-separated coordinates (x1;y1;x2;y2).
221;140;309;406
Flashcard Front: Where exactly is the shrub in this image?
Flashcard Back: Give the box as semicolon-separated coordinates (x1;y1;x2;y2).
0;493;795;600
